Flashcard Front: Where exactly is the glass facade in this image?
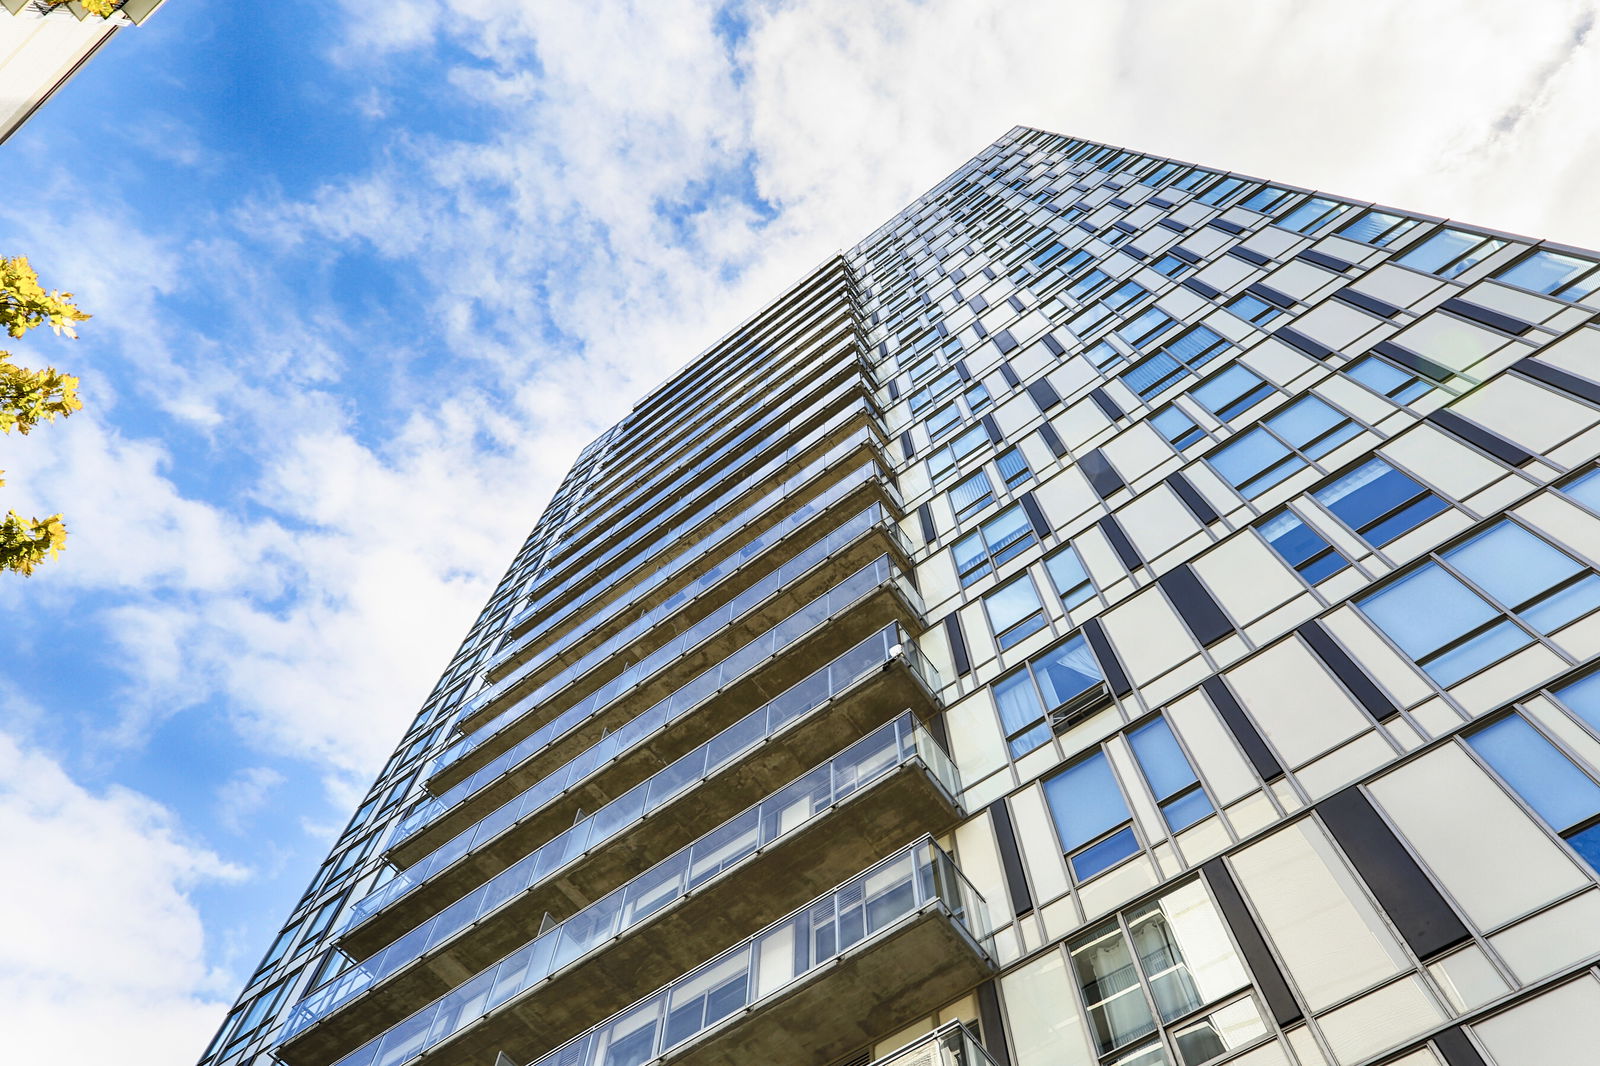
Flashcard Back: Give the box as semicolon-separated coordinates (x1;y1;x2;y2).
204;127;1600;1066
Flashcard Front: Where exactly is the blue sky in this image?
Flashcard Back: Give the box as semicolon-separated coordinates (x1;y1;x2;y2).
1;0;1598;1061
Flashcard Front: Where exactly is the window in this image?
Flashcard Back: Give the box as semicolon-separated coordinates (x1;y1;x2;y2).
1398;227;1506;278
1276;196;1343;234
1258;509;1349;582
908;367;962;413
1121;325;1233;399
1562;467;1600;514
224;979;294;1053
1173;168;1216;192
1075;281;1151;335
1468;714;1600;868
926;402;962;440
995;446;1031;489
1226;292;1285;325
993;635;1107;757
1495;249;1600;303
1044;750;1139;879
1101;225;1132;247
950;469;996;521
1191;364;1275;421
254;920;302;978
1067;269;1113;302
952;504;1037;586
1197;175;1249;206
1312;457;1448;547
1241;185;1295;214
1045;545;1097;611
1151;406;1205;450
986;574;1048;650
928;424;988;484
1336;209;1420;247
1359;520;1600;684
1152;253;1191;278
964;381;992;411
301;893;345;944
1344;354;1432;404
1141;161;1181;187
1129;717;1214;832
1206;395;1361;498
1085;340;1123;370
1115;307;1179;349
1068;885;1261;1066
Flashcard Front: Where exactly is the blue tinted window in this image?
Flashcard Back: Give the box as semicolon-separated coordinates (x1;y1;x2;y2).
1468;715;1600;869
1152;253;1191;278
1241;186;1295;214
1556;672;1600;733
1044;751;1139;879
1193;364;1274;421
1277;196;1342;234
1227;293;1285;325
1128;717;1213;832
1121;326;1232;399
1045;546;1096;611
1313;458;1448;546
1345;355;1431;404
1209;428;1298;498
1116;307;1178;349
1197;176;1248;205
1495;250;1600;302
1398;228;1505;278
986;575;1047;650
992;634;1105;757
993;670;1050;757
950;469;996;521
1207;396;1358;498
996;447;1031;489
1258;510;1348;582
1561;468;1600;513
1360;522;1600;684
954;505;1037;586
1152;406;1205;450
1337;210;1419;247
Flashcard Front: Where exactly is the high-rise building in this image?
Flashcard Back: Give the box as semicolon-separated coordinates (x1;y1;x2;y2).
0;0;165;144
202;126;1600;1066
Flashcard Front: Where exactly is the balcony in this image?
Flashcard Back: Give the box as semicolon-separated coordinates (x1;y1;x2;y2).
426;499;912;797
525;355;872;606
495;395;886;667
277;714;962;1066
865;1022;1002;1066
388;554;924;867
340;624;940;959
322;839;993;1066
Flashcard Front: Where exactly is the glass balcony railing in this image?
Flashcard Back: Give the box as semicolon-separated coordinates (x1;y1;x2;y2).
542;360;872;578
326;839;990;1066
866;1022;1001;1066
478;440;897;717
345;624;939;931
283;713;959;1041
495;401;887;670
432;500;910;779
391;554;922;847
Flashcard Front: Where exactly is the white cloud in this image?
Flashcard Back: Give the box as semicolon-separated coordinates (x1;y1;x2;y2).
0;731;244;1066
3;3;1600;1047
215;767;287;834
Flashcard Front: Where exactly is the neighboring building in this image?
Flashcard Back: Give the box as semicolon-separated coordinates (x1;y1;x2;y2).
204;127;1600;1066
0;0;164;144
